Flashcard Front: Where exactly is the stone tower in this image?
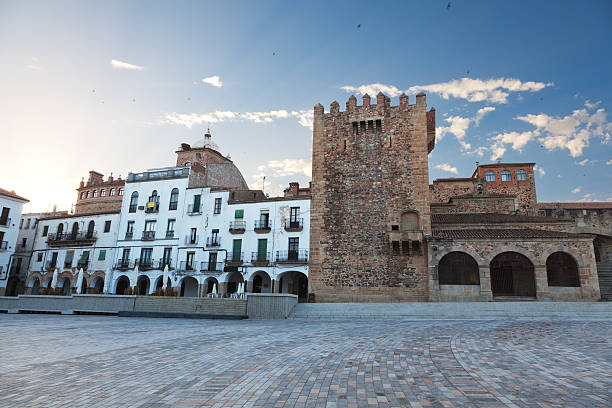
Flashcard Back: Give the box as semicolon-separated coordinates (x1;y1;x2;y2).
309;92;436;302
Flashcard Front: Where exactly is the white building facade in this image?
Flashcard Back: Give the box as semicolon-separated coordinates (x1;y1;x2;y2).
0;188;29;296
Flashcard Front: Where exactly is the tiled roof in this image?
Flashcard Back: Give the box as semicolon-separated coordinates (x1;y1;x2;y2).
431;213;569;224
538;202;612;210
432;228;583;240
0;188;29;202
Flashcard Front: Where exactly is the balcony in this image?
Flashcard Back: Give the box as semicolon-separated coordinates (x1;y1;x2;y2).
141;231;156;241
0;241;7;251
76;261;90;271
276;249;308;264
229;221;246;234
125;231;134;240
165;231;175;239
114;259;133;271
135;258;155;270
0;218;11;227
187;204;202;215
226;252;243;266
284;218;304;232
45;260;57;271
145;199;160;213
254;220;271;233
185;235;199;245
206;236;221;247
178;261;197;272
47;232;97;247
200;262;223;272
251;251;271;266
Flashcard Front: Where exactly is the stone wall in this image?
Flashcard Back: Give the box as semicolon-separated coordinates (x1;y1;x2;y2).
431;196;517;214
430;179;473;203
310;92;434;302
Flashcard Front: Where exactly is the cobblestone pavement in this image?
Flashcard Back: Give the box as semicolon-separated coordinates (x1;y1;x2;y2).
0;315;610;408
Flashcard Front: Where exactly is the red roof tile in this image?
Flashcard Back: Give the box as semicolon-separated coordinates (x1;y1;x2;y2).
538;202;612;210
432;228;583;240
431;213;569;224
0;188;29;202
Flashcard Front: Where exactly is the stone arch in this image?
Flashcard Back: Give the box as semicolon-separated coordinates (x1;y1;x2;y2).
89;275;104;294
224;271;244;294
179;276;198;297
249;270;271;293
546;252;580;287
204;277;219;294
438;251;480;285
490;251;536;297
539;245;586;268
278;270;308;300
114;275;130;295
59;277;72;296
136;275;150;295
27;272;44;287
433;245;486;266
30;277;41;295
483;244;538;267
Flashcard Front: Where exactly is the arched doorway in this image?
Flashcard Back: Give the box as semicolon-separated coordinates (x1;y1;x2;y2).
43;277;52;289
90;277;104;294
438;252;480;285
30;278;41;295
180;277;198;297
5;277;21;296
251;271;271;293
115;276;130;295
546;252;580;287
137;275;150;295
490;252;535;297
87;220;95;238
71;222;79;239
59;277;71;296
279;271;308;301
226;271;243;294
205;277;218;294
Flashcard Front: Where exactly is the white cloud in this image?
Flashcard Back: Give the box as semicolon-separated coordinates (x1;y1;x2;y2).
488;102;612;159
407;77;552;104
578;193;593;202
256;158;312;178
202;75;222;88
576;158;589;166
110;59;143;70
165;109;313;130
571;186;582;194
607;160;612;165
436;106;494;151
433;163;458;174
474;106;495;126
534;165;546;178
340;83;403;97
585;100;601;110
25;64;42;70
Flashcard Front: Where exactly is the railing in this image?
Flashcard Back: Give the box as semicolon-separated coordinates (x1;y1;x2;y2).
142;231;156;240
254;220;271;232
159;259;172;270
185;235;199;245
0;218;11;227
229;221;246;233
128;204;137;213
114;259;133;270
0;241;7;250
135;258;155;270
45;260;57;270
47;232;97;245
276;249;308;263
64;261;73;269
200;262;223;272
206;236;221;247
125;231;134;240
178;261;197;272
127;168;188;182
187;204;202;215
166;231;175;238
285;218;304;230
226;252;243;265
251;251;271;265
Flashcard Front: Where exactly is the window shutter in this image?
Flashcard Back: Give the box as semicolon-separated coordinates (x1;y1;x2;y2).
234;209;244;218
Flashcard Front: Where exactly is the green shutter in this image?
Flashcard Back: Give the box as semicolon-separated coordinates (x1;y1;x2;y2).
234;209;244;219
193;194;201;210
78;251;89;264
232;239;242;260
98;250;106;261
257;239;267;260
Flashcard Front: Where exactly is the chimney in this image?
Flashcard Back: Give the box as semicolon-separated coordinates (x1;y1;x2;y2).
289;182;299;197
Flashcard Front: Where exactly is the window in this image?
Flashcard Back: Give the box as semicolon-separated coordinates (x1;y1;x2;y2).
20;219;23;229
192;194;201;212
126;221;135;233
166;219;175;237
21;238;27;248
392;241;400;255
257;239;268;261
118;188;124;196
33;219;37;229
92;190;98;198
140;248;153;266
234;209;244;219
0;208;8;226
87;220;95;238
80;192;85;200
485;171;495;182
288;237;299;259
162;248;172;266
100;189;106;197
186;251;195;270
290;207;300;222
214;197;222;214
517;169;527;181
85;191;90;199
110;188;115;196
25;218;30;229
391;225;399;231
190;227;197;244
121;248;130;263
129;191;139;213
144;220;156;231
232;239;242;261
98;250;106;261
208;252;218;270
65;251;74;268
501;170;512;182
104;220;111;233
169;188;179;210
37;253;43;262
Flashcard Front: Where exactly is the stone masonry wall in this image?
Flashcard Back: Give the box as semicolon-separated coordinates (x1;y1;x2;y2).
310;92;434;302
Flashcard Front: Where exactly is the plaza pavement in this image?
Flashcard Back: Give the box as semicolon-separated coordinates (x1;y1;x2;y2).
0;315;610;408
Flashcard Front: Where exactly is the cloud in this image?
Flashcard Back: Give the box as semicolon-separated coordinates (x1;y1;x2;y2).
576;158;589;166
407;77;552;104
110;59;143;70
433;163;458;174
436;106;494;151
165;109;313;130
571;186;582;194
607;160;612;165
25;64;42;70
202;75;222;88
488;102;612;159
534;165;546;178
256;158;312;178
578;193;593;202
340;83;403;97
474;106;495;126
585;100;601;110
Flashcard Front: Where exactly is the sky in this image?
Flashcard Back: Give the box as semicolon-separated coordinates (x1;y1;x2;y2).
1;0;611;212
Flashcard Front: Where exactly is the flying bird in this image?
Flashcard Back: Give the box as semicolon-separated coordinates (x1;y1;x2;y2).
447;2;451;10
357;24;361;28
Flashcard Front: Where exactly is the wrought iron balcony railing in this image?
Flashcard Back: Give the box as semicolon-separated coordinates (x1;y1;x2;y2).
206;236;221;247
251;251;271;265
47;232;97;246
254;220;271;232
284;218;304;231
226;252;243;265
229;221;246;233
187;204;202;215
141;231;156;241
0;218;11;227
200;262;223;272
185;235;199;245
276;249;308;264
